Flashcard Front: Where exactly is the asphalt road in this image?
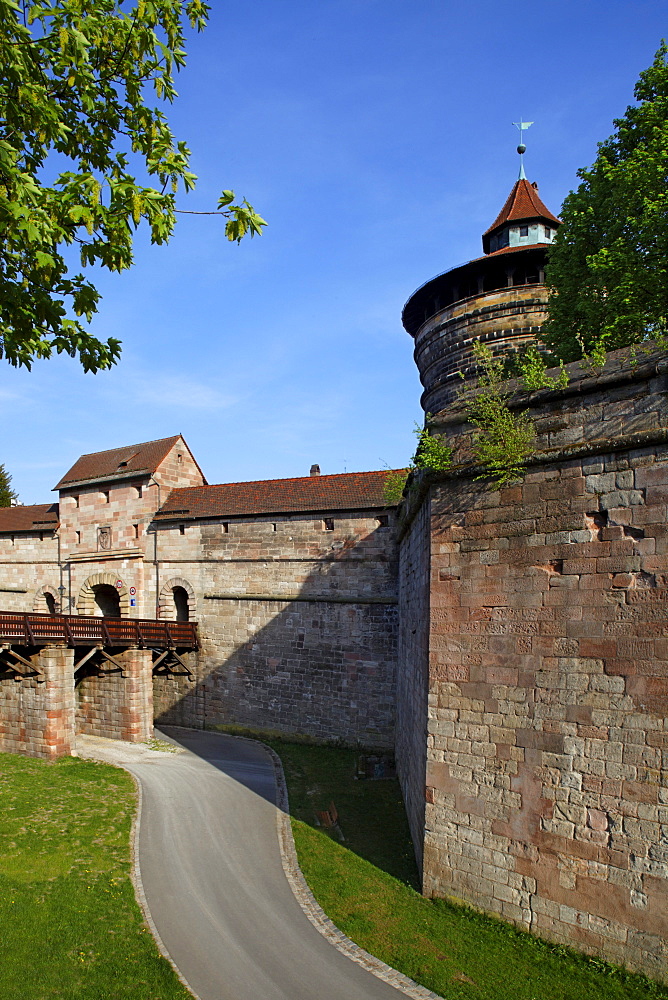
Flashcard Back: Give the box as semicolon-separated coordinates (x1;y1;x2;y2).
85;728;412;1000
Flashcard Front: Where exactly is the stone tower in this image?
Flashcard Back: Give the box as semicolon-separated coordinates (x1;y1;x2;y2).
402;173;560;414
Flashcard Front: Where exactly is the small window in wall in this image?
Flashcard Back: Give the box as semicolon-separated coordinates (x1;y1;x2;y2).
102;491;110;504
76;530;81;545
377;515;389;528
519;224;529;237
272;523;277;532
324;518;335;531
45;592;56;615
73;495;79;508
173;586;189;622
179;524;185;535
39;531;44;542
222;523;229;534
133;523;140;539
136;485;143;499
177;453;183;464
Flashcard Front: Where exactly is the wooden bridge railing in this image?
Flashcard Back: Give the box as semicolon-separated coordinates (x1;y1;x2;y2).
0;611;198;650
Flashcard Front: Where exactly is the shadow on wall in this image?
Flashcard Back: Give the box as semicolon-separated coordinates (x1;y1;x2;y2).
152;526;398;749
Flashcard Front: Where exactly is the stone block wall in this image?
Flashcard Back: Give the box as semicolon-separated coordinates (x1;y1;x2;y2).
152;510;398;746
396;492;431;863
195;597;397;745
0;646;75;759
0;534;59;612
76;648;153;742
398;347;668;980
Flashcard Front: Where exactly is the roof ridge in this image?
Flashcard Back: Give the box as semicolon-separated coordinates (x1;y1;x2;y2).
74;434;180;460
167;469;402;492
0;502;56;512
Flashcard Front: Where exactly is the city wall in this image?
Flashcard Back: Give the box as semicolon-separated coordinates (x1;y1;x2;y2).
153;509;398;746
397;347;668;979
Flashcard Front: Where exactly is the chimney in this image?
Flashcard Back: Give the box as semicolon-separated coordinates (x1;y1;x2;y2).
310;464;321;477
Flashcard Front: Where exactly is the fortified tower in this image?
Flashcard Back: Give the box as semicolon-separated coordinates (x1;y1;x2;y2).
402;126;560;414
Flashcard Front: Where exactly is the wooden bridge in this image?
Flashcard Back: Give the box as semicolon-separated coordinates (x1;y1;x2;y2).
0;611;198;650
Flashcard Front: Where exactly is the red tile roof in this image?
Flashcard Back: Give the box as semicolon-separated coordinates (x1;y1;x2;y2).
0;503;59;533
485;242;548;258
55;435;186;489
156;470;401;519
484;179;560;236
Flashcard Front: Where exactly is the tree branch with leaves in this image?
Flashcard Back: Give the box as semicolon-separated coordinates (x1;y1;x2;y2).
0;0;266;372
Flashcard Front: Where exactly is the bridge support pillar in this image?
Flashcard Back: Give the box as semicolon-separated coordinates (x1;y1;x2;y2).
1;645;75;759
116;647;154;743
40;645;76;759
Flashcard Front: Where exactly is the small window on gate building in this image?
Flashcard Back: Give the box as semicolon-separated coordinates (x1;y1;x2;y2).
179;524;185;535
173;586;189;621
377;515;389;528
324;518;335;531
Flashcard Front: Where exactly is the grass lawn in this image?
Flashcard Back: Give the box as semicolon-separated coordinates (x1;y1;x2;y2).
0;752;192;1000
267;740;668;1000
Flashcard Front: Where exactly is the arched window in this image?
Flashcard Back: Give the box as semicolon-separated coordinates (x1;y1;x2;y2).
33;586;59;615
173;586;189;622
158;578;195;621
92;584;120;618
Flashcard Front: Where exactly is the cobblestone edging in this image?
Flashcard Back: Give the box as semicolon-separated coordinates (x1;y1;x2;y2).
260;740;442;1000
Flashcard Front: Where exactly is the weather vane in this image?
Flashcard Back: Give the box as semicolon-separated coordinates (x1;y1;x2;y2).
513;119;534;179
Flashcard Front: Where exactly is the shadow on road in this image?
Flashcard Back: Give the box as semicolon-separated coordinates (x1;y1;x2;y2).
159;725;420;890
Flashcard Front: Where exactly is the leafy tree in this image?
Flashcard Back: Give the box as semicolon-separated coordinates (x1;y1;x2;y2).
0;464;18;506
0;0;266;372
543;43;668;361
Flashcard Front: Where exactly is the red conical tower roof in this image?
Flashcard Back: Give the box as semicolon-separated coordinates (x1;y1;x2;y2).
482;178;560;254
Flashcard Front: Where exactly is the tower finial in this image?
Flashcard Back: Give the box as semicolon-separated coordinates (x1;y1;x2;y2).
513;118;534;180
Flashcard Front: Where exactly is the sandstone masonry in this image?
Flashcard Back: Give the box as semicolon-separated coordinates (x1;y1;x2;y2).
396;347;668;980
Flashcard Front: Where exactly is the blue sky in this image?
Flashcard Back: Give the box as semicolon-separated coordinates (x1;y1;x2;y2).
4;0;666;503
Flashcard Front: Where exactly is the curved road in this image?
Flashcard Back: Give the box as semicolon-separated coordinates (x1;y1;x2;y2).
80;727;412;1000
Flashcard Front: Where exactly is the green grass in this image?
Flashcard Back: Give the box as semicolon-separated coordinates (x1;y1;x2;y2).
268;740;668;1000
0;752;192;1000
